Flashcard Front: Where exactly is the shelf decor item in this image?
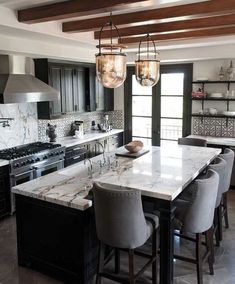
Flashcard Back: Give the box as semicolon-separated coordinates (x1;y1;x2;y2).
135;33;160;87
96;13;127;89
219;66;225;81
227;60;235;81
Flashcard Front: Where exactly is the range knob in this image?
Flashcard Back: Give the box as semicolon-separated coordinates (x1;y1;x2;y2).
14;163;20;168
43;155;48;159
21;161;26;166
36;158;40;162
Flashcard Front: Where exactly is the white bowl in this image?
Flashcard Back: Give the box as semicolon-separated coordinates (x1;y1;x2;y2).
221;111;235;116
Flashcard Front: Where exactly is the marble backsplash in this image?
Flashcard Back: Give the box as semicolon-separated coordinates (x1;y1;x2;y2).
0;103;38;150
0;106;123;149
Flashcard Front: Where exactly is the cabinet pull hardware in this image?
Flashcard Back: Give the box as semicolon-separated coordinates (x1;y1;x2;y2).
72;155;81;160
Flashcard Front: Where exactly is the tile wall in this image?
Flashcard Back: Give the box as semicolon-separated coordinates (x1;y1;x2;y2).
38;110;124;142
192;117;235;137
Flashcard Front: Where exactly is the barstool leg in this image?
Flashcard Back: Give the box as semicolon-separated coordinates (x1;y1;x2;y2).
196;233;203;284
152;229;157;284
114;248;120;274
205;228;214;275
218;204;223;241
214;208;220;247
96;242;105;284
223;193;229;229
129;249;135;284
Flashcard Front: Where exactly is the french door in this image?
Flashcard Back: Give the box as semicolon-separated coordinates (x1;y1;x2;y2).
124;64;192;146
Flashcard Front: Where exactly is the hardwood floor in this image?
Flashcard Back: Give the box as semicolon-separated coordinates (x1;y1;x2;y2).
1;191;235;283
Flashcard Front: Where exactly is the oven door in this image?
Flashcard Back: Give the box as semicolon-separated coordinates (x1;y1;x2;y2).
33;159;64;178
10;169;35;214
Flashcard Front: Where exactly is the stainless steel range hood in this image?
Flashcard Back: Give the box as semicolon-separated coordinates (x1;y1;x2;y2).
0;55;60;104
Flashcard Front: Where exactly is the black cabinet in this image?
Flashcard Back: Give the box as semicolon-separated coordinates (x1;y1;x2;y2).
35;59;86;119
0;165;10;218
85;65;114;112
65;143;88;167
35;60;114;119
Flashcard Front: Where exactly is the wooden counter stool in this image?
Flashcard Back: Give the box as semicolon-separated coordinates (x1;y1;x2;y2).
93;183;159;284
174;169;219;284
219;148;234;233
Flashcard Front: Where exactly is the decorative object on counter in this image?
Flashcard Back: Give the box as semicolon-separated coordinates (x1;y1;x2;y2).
227;60;235;81
135;33;160;87
100;114;112;132
91;120;96;130
96;12;127;89
74;130;84;139
124;140;144;153
219;66;225;81
71;120;84;136
46;123;57;142
0;117;14;127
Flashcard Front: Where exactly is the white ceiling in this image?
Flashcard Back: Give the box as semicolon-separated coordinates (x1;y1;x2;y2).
0;0;234;62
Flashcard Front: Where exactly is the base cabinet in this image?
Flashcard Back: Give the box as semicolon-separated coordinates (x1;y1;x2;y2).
0;165;10;218
16;195;98;284
64;132;124;167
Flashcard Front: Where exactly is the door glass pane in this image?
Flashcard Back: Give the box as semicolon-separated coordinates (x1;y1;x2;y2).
161;73;184;96
132;117;152;138
161;119;182;140
133;137;152;146
161;97;183;118
160;140;178;147
132;75;152;95
132;96;152;117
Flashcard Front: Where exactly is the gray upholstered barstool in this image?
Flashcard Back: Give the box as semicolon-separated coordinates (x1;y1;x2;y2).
219;148;234;232
208;157;227;247
174;169;219;284
93;183;159;284
178;137;207;147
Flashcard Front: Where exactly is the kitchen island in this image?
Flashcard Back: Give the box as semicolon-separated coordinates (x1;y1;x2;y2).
12;145;221;284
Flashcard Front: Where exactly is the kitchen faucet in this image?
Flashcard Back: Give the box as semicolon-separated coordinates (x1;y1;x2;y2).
93;141;106;165
84;158;93;179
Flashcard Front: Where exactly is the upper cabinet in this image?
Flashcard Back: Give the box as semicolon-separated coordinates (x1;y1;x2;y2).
35;59;114;119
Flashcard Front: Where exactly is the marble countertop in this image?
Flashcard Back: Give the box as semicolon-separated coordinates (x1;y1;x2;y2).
12;151;131;211
12;145;221;210
0;159;9;167
94;145;221;201
57;129;123;148
188;135;235;147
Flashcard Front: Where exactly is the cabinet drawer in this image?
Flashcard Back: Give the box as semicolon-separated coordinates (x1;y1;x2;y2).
66;145;87;159
65;153;86;167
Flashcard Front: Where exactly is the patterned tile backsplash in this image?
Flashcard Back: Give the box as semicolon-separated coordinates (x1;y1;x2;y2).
192;117;235;137
38;110;124;142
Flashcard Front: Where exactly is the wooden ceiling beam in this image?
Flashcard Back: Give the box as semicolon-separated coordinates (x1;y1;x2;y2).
119;26;235;44
18;0;149;24
63;0;235;33
94;14;235;39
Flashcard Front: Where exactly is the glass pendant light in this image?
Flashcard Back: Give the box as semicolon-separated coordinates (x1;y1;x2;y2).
96;13;127;89
135;33;160;87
